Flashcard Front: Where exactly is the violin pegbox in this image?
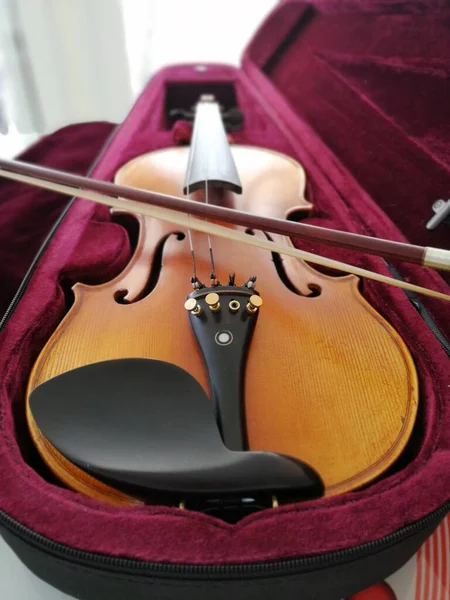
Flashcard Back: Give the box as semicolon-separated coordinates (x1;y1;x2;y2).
184;277;262;452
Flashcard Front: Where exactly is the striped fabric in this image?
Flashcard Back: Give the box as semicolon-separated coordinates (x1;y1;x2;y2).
351;516;450;600
414;516;449;600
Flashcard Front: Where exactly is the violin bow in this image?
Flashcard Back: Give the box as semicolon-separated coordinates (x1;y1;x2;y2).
1;157;448;273
0;159;449;303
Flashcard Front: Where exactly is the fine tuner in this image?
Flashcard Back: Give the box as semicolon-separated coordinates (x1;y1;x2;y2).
184;276;263;317
185;290;263;316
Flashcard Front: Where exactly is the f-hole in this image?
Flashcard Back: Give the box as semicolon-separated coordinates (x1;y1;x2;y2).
262;232;322;298
114;232;186;304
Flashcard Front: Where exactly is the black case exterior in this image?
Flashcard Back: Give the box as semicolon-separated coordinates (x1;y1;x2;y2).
0;516;443;600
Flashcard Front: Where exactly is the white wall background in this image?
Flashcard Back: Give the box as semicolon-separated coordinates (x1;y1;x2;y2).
0;0;277;157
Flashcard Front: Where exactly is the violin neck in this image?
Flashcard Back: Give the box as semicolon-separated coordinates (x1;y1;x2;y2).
183;95;242;195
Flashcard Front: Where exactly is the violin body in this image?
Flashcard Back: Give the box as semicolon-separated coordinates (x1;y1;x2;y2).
27;144;418;505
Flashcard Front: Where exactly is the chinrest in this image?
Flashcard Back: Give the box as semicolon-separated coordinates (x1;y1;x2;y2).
29;358;324;501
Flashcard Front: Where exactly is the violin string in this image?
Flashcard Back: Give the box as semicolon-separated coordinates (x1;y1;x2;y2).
185;183;198;284
184;108;201;287
204;179;217;283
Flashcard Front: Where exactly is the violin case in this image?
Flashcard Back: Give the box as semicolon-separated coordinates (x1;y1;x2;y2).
0;1;449;598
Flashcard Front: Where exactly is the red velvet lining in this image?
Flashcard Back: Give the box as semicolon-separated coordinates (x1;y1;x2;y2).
0;122;116;318
0;7;449;566
246;1;450;272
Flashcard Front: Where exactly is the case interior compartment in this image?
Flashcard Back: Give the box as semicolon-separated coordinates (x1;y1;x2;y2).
244;0;450;259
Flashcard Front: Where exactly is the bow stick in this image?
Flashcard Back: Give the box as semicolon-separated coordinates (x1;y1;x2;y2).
0;158;449;273
0;165;448;302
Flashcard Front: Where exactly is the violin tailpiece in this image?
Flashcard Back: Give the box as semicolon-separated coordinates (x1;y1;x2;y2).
185;281;262;451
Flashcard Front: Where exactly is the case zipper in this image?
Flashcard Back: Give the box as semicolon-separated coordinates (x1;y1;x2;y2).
0;504;448;578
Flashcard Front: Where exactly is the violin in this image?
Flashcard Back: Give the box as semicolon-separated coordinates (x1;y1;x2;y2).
0;94;445;516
